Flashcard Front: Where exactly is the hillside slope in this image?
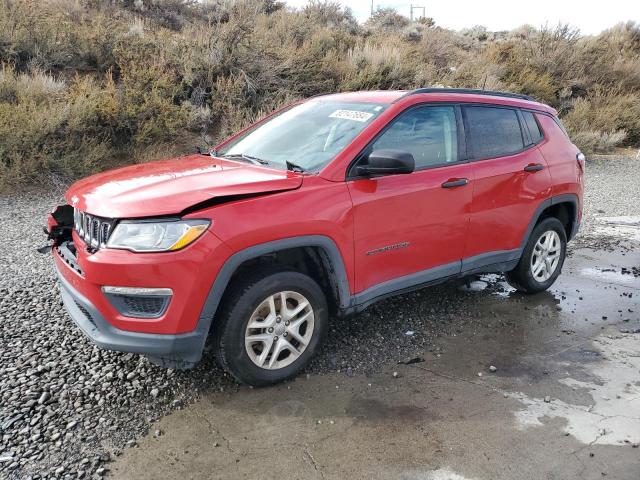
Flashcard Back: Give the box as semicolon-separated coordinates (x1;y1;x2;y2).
1;0;638;189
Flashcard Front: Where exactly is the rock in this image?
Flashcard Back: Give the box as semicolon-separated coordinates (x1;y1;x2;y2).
398;356;425;365
38;392;51;405
544;396;551;403
150;388;159;398
489;365;497;373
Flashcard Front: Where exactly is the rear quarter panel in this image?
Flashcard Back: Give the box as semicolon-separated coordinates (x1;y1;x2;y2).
535;114;584;221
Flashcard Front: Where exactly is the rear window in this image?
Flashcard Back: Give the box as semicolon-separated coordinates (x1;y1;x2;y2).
522;111;543;144
464;106;524;159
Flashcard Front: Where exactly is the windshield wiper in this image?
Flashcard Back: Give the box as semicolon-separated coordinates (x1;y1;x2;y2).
286;160;308;173
220;153;269;166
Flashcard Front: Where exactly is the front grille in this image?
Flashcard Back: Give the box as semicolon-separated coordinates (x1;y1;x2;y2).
55;242;83;275
73;208;116;250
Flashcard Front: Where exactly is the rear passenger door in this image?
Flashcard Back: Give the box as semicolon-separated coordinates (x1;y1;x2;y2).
461;105;552;269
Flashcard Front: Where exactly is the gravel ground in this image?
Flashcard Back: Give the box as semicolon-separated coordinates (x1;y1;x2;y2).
582;153;640;222
1;153;638;479
573;152;640;250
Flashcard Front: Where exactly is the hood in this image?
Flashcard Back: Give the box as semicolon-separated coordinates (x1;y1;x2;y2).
65;155;303;218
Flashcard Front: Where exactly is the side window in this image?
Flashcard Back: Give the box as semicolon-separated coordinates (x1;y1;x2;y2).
522;110;543;144
369;106;458;169
464;106;524;159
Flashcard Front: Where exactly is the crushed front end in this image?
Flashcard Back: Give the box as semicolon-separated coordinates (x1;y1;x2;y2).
44;204;229;369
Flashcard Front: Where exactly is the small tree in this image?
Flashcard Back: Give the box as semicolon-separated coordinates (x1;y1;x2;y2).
365;7;409;31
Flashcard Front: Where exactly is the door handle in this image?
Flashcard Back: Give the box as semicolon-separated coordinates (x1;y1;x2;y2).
524;163;544;172
441;178;469;188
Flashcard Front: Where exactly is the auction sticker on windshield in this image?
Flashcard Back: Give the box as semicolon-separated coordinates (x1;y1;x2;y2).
329;110;374;122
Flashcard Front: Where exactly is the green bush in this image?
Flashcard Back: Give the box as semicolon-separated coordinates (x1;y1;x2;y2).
0;0;638;190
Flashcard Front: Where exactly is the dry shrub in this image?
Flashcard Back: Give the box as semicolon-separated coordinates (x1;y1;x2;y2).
0;66;113;187
568;130;627;154
563;90;640;152
0;1;638;189
342;39;418;90
302;0;359;33
364;8;409;32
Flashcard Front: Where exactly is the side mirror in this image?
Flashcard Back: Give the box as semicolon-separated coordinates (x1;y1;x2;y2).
357;149;415;177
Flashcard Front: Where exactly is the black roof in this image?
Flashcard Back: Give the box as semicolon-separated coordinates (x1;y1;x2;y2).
406;88;534;102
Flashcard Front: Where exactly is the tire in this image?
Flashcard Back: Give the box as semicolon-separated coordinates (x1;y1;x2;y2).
212;268;328;386
506;217;567;294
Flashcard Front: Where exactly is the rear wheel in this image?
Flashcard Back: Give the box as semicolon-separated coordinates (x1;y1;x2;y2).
506;217;567;293
213;269;328;386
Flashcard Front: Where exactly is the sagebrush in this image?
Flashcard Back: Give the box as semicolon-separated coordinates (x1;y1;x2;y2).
1;0;638;189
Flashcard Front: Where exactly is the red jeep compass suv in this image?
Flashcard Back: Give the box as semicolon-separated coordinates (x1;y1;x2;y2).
46;88;584;385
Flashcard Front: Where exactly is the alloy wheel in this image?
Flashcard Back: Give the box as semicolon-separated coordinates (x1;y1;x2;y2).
530;230;561;282
244;291;315;370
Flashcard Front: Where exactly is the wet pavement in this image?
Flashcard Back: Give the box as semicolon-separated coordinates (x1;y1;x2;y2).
109;219;640;480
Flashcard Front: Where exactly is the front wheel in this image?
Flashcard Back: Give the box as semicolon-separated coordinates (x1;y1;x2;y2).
506;217;567;293
213;269;328;386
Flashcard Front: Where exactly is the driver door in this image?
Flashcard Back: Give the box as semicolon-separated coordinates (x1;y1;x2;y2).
347;104;472;296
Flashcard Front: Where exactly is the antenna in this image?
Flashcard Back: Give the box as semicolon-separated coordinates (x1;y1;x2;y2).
410;4;426;21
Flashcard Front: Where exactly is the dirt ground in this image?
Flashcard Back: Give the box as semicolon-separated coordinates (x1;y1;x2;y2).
109;227;640;479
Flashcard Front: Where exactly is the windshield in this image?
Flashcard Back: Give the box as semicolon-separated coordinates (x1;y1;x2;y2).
216;100;388;172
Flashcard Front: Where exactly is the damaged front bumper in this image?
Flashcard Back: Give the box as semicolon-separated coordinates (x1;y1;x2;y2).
45;203;229;369
55;261;206;369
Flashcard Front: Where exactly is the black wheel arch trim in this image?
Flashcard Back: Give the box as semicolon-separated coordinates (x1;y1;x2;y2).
520;193;580;248
196;235;351;347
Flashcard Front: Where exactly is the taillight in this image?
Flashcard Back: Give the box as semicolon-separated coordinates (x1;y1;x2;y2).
576;152;585;172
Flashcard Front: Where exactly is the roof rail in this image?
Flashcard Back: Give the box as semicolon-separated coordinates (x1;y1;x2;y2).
405;88;535;102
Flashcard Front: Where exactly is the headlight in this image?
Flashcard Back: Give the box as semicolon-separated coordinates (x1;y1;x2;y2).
106;219;210;252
